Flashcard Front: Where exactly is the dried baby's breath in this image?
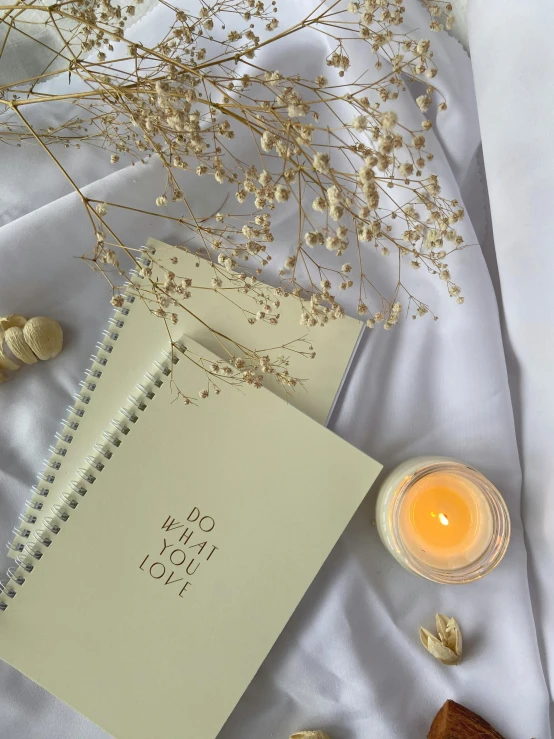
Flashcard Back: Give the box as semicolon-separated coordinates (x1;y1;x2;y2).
0;0;462;400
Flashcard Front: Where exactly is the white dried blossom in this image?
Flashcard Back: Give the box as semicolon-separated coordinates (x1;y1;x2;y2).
313;152;330;174
261;131;276;152
288;99;310;118
5;0;466;402
359;164;375;184
417;39;431;55
104;249;119;266
416;95;432;112
327;50;350;73
351;115;367;131
265;70;283;86
284;255;296;269
381;111;398;130
304;231;324;248
325;235;342;251
275;185;289;202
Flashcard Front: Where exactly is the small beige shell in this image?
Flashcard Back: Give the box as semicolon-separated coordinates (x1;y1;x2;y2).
0;343;20;371
4;327;37;364
420;614;462;666
0;314;27;331
291;732;331;739
23;316;63;360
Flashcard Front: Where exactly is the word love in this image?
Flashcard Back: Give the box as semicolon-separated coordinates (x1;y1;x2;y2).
139;507;220;600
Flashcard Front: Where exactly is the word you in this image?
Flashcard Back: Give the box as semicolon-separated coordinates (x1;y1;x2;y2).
139;507;219;599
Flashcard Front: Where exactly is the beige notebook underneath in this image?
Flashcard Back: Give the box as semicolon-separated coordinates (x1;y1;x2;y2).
11;239;363;555
0;338;381;739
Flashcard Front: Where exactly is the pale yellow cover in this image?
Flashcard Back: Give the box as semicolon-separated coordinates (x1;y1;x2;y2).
11;240;363;554
145;237;364;425
0;338;381;739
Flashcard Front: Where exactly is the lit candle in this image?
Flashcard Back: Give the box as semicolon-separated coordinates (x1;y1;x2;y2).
375;457;510;583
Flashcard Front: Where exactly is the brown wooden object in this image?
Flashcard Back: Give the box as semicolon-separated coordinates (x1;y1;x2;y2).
428;700;506;739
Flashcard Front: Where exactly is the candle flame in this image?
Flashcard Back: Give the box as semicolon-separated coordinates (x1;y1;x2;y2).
438;513;449;526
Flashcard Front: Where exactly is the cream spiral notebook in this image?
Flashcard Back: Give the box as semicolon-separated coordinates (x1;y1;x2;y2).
9;240;364;557
0;335;381;739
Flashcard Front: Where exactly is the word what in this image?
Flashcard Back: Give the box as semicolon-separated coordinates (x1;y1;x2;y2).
139;507;219;599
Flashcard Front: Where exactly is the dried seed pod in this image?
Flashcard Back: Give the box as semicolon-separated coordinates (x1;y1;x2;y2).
291;732;332;739
4;327;37;364
0;314;27;331
0;312;63;381
420;614;462;666
23;316;63;360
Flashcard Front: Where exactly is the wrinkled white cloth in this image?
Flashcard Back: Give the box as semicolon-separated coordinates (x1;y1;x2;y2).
0;2;550;738
469;0;554;728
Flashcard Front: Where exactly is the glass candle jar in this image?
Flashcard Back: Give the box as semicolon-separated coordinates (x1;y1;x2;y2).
375;456;511;584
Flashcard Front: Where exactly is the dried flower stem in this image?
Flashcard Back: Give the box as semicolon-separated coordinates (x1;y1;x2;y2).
0;0;463;397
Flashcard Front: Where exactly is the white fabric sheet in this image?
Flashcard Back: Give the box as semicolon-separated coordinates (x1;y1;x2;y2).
0;2;550;737
469;0;554;727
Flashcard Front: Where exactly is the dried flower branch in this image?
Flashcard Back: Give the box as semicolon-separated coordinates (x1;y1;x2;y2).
0;0;464;399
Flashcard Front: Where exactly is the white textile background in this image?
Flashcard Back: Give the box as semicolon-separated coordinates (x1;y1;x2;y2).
0;1;550;737
469;0;554;731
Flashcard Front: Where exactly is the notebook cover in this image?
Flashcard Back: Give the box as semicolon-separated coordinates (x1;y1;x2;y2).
145;238;364;426
0;338;381;739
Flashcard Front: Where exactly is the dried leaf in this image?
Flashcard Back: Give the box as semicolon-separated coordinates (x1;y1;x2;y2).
290;732;331;739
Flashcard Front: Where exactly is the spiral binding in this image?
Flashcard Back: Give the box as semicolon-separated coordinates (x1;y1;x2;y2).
0;247;166;608
0;339;185;612
5;290;135;550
